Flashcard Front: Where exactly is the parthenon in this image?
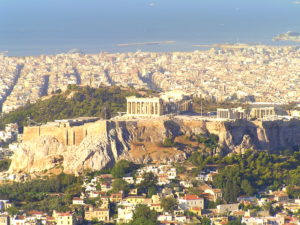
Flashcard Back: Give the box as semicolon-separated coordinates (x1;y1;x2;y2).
250;107;276;119
126;96;163;116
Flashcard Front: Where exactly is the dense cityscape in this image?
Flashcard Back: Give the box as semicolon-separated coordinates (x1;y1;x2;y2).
1;44;300;113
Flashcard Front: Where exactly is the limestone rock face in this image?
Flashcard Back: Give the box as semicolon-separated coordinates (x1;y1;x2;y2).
9;136;65;174
8;118;300;175
9;122;133;175
9;119;180;175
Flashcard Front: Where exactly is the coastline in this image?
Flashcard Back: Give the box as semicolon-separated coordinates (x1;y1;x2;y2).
117;41;176;47
272;31;300;42
1;42;300;57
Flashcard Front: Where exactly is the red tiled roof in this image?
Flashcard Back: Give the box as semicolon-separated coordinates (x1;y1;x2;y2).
46;216;55;221
191;207;201;210
57;212;73;216
100;196;109;198
151;204;161;206
110;193;122;197
99;174;112;178
28;210;44;215
233;211;245;216
183;195;202;200
15;216;25;220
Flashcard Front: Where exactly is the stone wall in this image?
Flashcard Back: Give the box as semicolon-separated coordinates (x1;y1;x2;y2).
23;121;108;146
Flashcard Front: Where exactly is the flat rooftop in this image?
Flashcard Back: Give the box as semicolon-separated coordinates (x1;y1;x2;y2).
54;117;100;123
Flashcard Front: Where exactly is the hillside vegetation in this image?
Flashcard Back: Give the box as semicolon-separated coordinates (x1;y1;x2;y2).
189;149;300;202
0;85;154;131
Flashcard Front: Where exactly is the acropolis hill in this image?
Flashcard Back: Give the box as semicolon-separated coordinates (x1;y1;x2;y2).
9;115;300;176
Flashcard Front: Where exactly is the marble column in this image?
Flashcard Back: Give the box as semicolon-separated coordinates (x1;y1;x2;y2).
127;102;130;114
151;102;154;114
147;102;149;115
130;102;133;114
133;102;136;114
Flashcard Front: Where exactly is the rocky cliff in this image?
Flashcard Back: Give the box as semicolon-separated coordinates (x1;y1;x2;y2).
8;118;300;176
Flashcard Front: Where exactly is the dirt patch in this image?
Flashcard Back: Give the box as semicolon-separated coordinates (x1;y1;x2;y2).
129;142;185;163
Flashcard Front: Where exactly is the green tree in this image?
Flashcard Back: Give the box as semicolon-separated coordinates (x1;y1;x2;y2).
200;217;211;225
85;197;101;207
65;183;83;196
223;179;240;203
112;179;130;194
161;138;175;147
262;202;273;215
189;152;208;168
147;186;157;198
138;172;158;194
0;159;11;172
227;218;245;225
111;160;134;178
161;197;178;213
241;180;255;196
129;204;158;225
7;206;18;216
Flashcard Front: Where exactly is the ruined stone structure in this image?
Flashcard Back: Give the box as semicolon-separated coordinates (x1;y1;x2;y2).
126;96;163;116
217;105;286;120
126;96;192;116
249;107;276;119
23;117;104;146
217;107;247;120
247;103;287;119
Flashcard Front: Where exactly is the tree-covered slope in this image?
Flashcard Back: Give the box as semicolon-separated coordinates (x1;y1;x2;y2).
0;85;153;131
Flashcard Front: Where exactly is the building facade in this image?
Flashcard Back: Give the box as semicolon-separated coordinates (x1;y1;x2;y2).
0;215;9;225
53;211;75;225
85;207;110;222
178;195;204;210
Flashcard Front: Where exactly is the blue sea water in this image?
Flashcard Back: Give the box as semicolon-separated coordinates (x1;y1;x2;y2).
0;0;299;56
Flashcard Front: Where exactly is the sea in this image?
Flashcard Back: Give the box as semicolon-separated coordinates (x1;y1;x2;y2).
0;0;300;56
